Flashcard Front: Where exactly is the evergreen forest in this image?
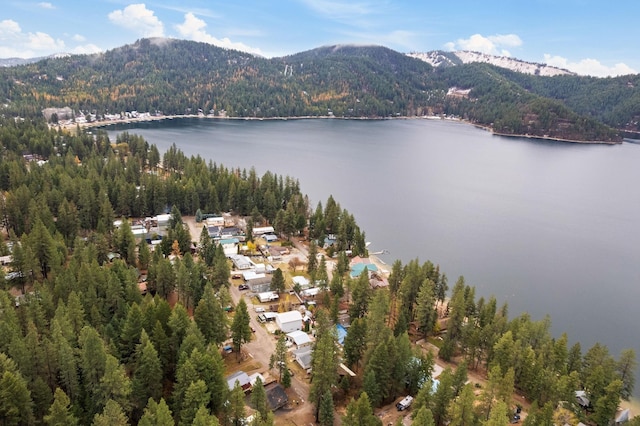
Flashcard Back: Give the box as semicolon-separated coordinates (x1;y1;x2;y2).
0;117;635;425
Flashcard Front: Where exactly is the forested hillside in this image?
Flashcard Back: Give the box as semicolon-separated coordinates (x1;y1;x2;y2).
0;117;636;425
0;38;637;141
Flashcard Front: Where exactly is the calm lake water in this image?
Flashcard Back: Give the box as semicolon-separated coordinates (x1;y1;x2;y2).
107;117;640;386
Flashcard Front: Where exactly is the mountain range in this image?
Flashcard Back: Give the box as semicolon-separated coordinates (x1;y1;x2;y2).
1;38;638;142
407;50;574;77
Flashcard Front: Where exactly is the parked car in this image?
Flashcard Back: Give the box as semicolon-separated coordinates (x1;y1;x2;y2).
255;307;265;313
239;284;249;290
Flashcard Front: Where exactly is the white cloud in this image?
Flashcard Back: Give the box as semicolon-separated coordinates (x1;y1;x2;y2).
0;19;22;36
38;2;55;9
0;19;65;58
28;32;64;51
543;54;636;77
108;4;164;37
175;13;263;56
446;33;523;57
72;34;85;42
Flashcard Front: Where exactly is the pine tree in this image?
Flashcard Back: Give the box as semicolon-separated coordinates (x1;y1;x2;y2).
592;379;623;426
168;302;191;364
120;303;143;365
227;382;246;426
78;326;107;413
412;406;435;426
138;239;151;271
92;399;129;426
138;398;174;426
343;317;367;369
0;353;35;426
27;217;60;279
131;331;163;419
484;401;509;426
96;355;132;415
431;368;454;426
342;392;380;426
231;299;252;359
44;388;78;426
210;245;230;288
251;377;268;419
414;278;436;336
310;309;339;422
192;405;221;426
362;370;380;407
180;380;210;426
270;268;285;293
281;366;292;388
447;384;476;426
194;284;227;346
270;335;288;383
318;390;334;426
307;240;318;277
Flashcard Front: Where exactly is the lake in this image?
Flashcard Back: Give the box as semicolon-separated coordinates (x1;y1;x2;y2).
106;117;640;385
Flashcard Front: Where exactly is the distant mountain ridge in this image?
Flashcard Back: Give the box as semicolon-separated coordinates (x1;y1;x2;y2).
407;50;574;77
0;38;638;143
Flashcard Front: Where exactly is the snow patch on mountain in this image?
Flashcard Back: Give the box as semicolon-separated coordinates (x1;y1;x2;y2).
408;50;575;77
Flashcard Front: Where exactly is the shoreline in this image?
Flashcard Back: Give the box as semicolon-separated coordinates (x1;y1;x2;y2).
55;113;621;145
472;123;622;145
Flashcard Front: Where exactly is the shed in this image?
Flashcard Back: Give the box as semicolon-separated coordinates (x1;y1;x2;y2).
253;226;275;236
263;234;278;242
249;277;272;294
156;214;171;226
276;310;303;333
301;287;320;298
231;254;254;269
258;312;278;323
226;371;251;392
286;330;312;349
293;347;313;370
258;292;279;303
292;276;310;288
265;383;288;411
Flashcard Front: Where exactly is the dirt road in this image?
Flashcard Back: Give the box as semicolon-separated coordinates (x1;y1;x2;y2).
229;270;315;424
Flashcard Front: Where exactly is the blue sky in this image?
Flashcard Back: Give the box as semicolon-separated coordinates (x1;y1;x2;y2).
1;0;638;77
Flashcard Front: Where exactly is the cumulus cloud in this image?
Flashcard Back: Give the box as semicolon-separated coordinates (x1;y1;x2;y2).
175;13;263;56
446;33;523;57
72;34;85;42
543;54;636;77
108;4;164;37
38;2;55;9
0;19;22;36
0;19;65;58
